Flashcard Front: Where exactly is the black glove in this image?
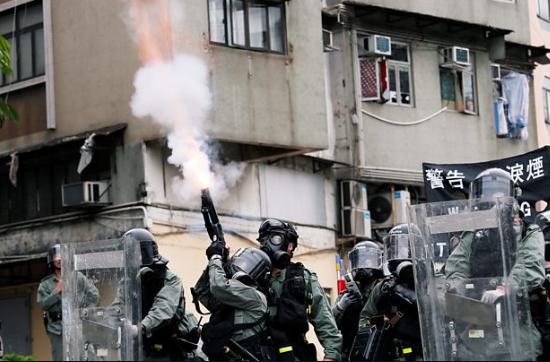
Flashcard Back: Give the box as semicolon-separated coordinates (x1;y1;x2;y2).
206;241;225;260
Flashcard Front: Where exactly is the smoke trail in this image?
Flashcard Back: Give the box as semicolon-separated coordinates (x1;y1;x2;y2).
127;0;245;205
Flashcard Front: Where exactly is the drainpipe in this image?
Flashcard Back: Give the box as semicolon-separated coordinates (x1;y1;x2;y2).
350;28;366;177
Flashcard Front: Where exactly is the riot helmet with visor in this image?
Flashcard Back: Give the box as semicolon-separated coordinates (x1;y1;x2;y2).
348;241;384;285
47;244;61;271
123;228;168;267
469;168;518;211
226;248;272;287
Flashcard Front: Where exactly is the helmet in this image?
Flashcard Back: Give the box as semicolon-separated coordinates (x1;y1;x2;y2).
226;248;272;286
469;168;518;202
257;218;299;269
348;241;384;285
123;228;168;266
383;223;421;286
535;211;550;262
47;244;61;270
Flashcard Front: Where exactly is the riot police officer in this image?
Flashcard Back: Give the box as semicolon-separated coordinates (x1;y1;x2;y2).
332;241;384;360
355;223;422;361
257;218;342;361
194;247;272;361
535;210;550;359
119;228;198;361
445;168;545;360
37;244;100;361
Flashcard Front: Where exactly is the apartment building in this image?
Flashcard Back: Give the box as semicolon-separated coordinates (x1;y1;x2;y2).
532;0;550;146
0;0;338;359
322;0;550;252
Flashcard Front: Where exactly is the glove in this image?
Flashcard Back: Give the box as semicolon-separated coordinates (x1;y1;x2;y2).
206;241;225;260
481;289;504;304
336;290;361;311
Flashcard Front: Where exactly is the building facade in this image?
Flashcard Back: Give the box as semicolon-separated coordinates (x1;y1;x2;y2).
0;0;337;359
0;0;548;360
322;0;550;251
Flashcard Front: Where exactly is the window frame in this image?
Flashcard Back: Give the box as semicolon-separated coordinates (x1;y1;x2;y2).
207;0;287;55
387;41;413;107
0;0;45;87
439;51;477;115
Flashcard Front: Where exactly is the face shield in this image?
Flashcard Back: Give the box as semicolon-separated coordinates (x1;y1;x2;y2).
384;232;413;278
349;245;383;271
384;233;412;263
469;174;514;200
348;244;383;285
47;244;61;269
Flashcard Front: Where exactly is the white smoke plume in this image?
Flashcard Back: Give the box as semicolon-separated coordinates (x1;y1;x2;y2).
127;0;245;206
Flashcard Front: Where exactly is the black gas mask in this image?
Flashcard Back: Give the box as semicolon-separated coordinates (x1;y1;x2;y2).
353;268;383;286
257;219;298;270
260;232;292;269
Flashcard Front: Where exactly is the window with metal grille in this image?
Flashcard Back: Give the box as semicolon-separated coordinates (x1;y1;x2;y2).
208;0;286;54
0;0;44;87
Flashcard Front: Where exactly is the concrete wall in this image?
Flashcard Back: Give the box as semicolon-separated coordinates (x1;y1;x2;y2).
326;27;539;176
181;0;329;151
1;0;328;154
530;0;550;147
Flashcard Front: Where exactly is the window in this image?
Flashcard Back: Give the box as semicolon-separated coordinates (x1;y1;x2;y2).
539;0;550;22
208;0;286;54
387;42;412;106
359;39;412;106
440;52;477;115
0;142;112;225
0;0;45;86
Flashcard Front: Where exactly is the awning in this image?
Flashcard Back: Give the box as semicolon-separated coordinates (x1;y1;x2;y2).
0;252;47;267
0;123;127;160
325;3;512;48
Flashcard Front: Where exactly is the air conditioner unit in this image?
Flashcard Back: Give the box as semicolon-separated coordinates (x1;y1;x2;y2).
368;190;411;229
62;181;111;207
340;180;367;210
341;208;372;239
440;46;470;67
491;64;501;81
359;35;392;57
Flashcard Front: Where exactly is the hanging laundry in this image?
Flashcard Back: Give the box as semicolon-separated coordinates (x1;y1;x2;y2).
77;133;96;174
502;72;530;141
9;152;18;187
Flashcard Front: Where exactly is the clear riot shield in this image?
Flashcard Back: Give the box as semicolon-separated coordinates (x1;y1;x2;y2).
409;196;536;361
62;237;142;361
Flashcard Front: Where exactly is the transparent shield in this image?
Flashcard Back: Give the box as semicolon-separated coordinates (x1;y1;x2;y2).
408;197;536;361
62;237;142;361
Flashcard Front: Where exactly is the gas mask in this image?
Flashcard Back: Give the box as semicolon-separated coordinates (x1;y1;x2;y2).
260;232;291;269
395;261;414;288
353;268;383;286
